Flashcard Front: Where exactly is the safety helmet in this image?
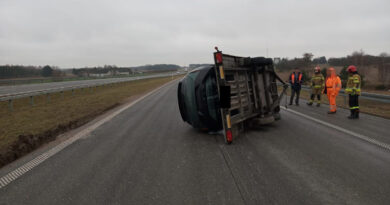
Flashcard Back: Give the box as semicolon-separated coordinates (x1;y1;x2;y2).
347;65;357;73
314;66;321;73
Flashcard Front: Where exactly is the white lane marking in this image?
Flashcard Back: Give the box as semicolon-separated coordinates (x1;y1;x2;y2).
281;107;390;151
0;79;178;189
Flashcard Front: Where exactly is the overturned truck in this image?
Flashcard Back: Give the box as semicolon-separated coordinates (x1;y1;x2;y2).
178;49;288;144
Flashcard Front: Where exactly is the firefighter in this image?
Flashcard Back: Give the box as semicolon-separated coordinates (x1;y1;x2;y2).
345;65;361;119
289;67;303;106
325;67;341;114
307;66;324;107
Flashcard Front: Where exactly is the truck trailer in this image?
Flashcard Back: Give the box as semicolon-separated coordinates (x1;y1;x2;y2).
178;48;288;144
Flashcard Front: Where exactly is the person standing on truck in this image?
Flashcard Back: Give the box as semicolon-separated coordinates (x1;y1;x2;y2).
345;65;361;119
325;67;342;114
307;66;325;107
289;68;303;106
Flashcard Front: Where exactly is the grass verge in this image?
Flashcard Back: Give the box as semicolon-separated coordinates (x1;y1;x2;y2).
0;76;181;167
279;87;390;119
0;72;162;86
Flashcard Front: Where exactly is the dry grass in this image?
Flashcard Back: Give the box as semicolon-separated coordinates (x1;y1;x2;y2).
0;76;180;162
280;87;390;119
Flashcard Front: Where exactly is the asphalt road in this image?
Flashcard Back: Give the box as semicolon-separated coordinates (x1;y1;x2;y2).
0;82;389;205
0;73;174;97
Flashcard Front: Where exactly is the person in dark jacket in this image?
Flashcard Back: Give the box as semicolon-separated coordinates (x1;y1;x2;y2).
289;68;303;105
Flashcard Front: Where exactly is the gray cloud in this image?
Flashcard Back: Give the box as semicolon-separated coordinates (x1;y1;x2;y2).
1;0;389;67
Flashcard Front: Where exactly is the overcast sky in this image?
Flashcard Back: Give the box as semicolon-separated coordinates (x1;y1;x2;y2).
1;0;389;68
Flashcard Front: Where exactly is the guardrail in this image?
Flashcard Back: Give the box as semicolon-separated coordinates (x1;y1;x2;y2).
300;85;390;103
1;73;184;111
279;83;390;103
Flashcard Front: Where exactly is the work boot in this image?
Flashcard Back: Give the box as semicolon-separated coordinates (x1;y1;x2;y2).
327;110;336;114
307;102;313;106
316;103;320;107
348;110;355;119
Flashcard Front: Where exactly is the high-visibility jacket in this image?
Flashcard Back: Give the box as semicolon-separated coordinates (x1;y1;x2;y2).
325;76;341;95
290;72;303;84
345;73;361;95
311;73;325;89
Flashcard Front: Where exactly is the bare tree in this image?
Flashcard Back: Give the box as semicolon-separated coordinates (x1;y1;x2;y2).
301;53;314;69
378;52;390;85
302;53;314;62
351;49;365;65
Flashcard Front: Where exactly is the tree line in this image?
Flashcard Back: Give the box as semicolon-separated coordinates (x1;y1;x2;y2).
71;64;181;77
276;50;390;71
0;65;62;79
0;64;181;79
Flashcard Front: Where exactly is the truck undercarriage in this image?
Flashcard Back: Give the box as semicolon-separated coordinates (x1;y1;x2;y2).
178;49;288;144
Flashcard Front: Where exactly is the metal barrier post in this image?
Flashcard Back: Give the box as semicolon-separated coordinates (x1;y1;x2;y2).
30;96;34;106
8;99;13;111
343;95;347;107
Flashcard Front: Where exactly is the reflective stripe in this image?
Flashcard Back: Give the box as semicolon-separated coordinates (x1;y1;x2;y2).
314;85;322;88
350;106;359;109
226;114;231;129
219;66;225;79
291;73;302;84
346;88;360;91
346;74;361;95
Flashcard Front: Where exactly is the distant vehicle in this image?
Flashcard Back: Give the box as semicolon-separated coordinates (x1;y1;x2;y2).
177;49;288;144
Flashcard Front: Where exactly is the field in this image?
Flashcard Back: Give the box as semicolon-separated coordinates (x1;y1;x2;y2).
0;76;180;167
0;72;166;86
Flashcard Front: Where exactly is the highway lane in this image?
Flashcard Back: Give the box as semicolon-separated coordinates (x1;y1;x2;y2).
282;97;390;145
0;73;173;97
0;82;390;204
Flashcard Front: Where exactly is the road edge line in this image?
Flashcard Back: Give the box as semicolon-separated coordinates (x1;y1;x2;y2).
281;107;390;151
0;78;180;189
